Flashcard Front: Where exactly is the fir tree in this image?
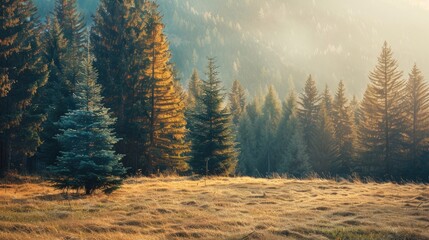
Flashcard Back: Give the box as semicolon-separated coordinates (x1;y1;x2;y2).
299;75;320;147
50;54;126;195
187;69;202;111
359;42;406;178
322;84;334;117
259;86;282;174
92;0;144;171
141;6;190;174
277;92;310;177
298;75;321;172
332;80;355;175
229;79;247;126
35;16;70;168
237;98;262;176
55;0;85;49
91;0;130;119
190;58;238;176
350;95;360;126
35;0;86;170
237;110;253;175
404;64;429;179
54;0;85;92
313;103;338;175
0;0;48;175
185;69;203;145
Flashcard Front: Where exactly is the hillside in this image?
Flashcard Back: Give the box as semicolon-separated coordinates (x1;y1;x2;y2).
1;177;428;240
33;0;429;97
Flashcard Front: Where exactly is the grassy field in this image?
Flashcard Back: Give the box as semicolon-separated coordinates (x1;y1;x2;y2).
0;177;428;240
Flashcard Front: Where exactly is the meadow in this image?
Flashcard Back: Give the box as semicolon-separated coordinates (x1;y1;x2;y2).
0;176;428;240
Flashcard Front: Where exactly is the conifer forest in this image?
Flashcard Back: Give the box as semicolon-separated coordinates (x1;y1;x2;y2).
0;1;428;239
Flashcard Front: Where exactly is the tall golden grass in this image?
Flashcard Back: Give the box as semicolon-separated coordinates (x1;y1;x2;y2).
0;176;428;240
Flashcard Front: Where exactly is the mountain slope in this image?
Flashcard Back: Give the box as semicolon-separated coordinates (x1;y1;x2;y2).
34;0;429;97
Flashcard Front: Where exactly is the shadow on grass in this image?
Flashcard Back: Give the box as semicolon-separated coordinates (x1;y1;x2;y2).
33;193;89;201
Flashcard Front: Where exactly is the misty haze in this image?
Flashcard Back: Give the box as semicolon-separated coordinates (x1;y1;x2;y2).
1;0;428;239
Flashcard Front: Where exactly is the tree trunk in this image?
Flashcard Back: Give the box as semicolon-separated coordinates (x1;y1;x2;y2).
0;140;4;176
0;139;11;177
20;156;28;175
205;158;209;177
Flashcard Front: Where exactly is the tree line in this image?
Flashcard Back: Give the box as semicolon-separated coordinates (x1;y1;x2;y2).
236;42;429;181
1;0;237;193
1;0;428;194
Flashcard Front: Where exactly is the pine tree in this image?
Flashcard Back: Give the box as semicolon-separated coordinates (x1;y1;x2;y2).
277;92;310;177
404;64;429;179
141;7;190;174
0;0;48;175
229;80;247;126
190;58;238;176
359;42;406;178
50;54;126;195
259;86;282;175
332;80;355;175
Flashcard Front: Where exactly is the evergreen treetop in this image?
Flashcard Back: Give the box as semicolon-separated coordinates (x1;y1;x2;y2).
190;58;238;176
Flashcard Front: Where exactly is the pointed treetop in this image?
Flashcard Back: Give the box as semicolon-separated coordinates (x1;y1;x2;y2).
263;85;282;118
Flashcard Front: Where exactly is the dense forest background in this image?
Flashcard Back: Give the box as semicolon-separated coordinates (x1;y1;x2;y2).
1;0;428;194
33;0;429;97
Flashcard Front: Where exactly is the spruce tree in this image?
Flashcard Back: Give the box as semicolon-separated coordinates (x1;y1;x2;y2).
229;80;247;126
185;69;202;145
313;103;338;175
187;69;203;111
0;0;48;175
237;98;262;176
50;54;126;195
299;75;320;147
55;0;85;50
350;95;360;126
322;84;334;117
332;80;355;175
92;0;143;171
35;0;86;170
35;16;70;168
277;92;310;177
55;0;85;88
237;110;253;175
190;58;238;176
259;86;282;174
92;0;167;173
298;75;321;173
359;42;406;178
91;0;130;120
141;6;190;174
404;64;429;179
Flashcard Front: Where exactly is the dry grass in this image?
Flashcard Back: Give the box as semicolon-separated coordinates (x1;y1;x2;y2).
0;177;428;240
